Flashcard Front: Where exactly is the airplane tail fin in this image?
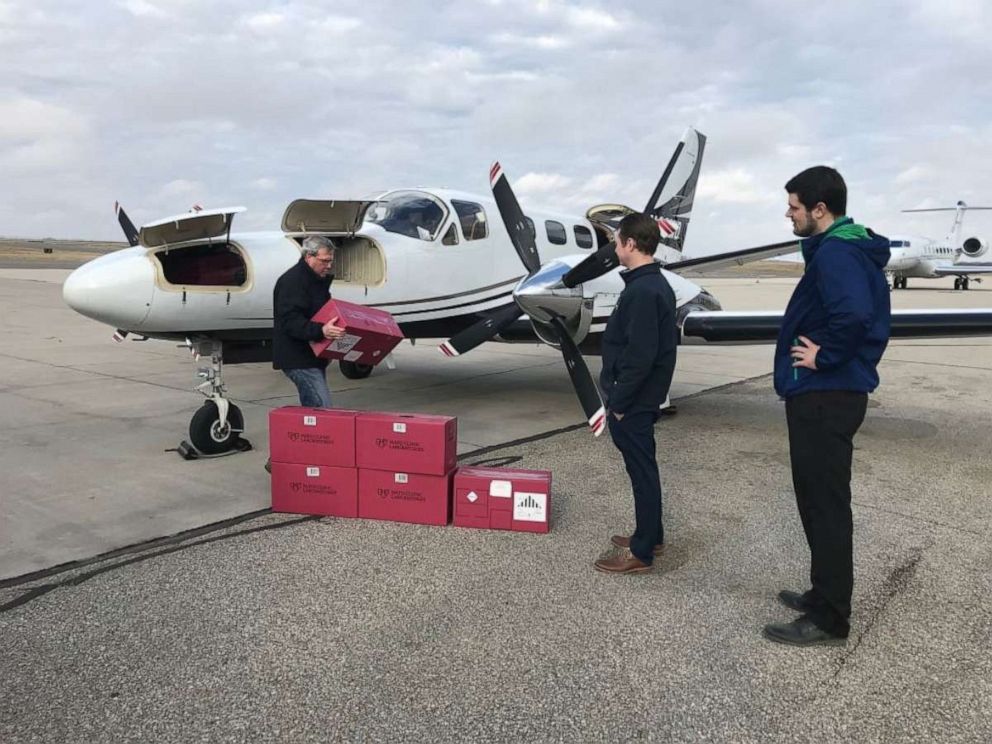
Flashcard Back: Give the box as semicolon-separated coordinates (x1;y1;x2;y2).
643;127;706;253
902;201;992;246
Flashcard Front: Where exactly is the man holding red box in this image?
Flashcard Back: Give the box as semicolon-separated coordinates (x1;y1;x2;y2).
273;236;345;408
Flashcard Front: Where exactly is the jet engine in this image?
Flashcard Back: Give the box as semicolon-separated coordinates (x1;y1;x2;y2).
961;237;989;258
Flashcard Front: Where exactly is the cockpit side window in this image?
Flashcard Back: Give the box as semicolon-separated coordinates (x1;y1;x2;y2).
155;243;247;287
451;200;488;241
365;191;447;241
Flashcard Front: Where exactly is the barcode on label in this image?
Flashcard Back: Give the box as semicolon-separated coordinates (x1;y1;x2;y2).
394;473;409;484
303;415;317;426
306;467;320;477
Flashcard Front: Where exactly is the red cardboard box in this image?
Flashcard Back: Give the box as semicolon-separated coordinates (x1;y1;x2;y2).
271;462;358;517
358;468;453;526
356;412;457;476
310;299;404;367
269;407;357;467
453;467;552;533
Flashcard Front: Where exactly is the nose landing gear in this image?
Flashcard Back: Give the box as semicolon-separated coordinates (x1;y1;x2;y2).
176;339;252;460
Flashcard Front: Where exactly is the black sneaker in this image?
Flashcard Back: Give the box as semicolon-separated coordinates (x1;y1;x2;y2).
778;589;812;613
762;616;847;647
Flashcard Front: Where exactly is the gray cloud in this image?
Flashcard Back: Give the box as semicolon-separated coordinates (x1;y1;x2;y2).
0;0;989;252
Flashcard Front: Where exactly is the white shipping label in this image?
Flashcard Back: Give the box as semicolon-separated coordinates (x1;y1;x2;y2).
303;415;317;427
513;492;547;523
306;467;320;477
467;491;479;503
328;334;361;353
394;473;409;484
343;350;363;362
489;480;512;498
392;422;407;434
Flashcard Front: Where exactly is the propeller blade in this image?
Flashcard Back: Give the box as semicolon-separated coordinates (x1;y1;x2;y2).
490;161;542;275
115;201;140;247
562;242;620;288
548;316;606;436
439;303;523;357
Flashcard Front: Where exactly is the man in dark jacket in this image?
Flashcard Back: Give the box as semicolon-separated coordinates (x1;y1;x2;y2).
763;166;891;646
273;236;344;408
593;213;678;574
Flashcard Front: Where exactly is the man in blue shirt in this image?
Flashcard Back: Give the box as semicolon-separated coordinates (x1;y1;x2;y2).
764;166;891;646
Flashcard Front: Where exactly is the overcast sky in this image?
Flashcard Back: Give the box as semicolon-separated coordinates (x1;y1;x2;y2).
2;0;991;254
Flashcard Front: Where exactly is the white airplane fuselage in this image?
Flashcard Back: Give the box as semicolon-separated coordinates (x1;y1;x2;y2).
63;187;710;349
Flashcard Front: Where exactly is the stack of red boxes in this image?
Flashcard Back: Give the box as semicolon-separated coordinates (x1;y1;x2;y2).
356;412;457;526
269;407;359;517
270;407;552;533
452;466;552;534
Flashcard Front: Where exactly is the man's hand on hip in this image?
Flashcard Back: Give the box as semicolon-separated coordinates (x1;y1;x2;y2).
791;335;820;370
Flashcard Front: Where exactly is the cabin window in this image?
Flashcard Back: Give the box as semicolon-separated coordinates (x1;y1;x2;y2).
574;225;594;249
890;240;903;247
366;190;447;241
452;200;488;241
155;243;247;287
442;223;459;246
545;220;567;245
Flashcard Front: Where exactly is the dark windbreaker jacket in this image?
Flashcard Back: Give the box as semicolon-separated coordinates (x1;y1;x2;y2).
272;258;332;371
599;262;678;415
774;218;891;398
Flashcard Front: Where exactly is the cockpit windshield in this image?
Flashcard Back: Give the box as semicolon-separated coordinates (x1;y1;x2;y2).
365;191;447;241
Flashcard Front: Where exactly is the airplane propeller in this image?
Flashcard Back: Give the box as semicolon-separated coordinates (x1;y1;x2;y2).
115;202;140;247
440;161;607;435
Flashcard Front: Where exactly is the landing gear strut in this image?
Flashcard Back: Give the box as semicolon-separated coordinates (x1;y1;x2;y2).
892;276;908;290
177;339;250;458
954;277;971;291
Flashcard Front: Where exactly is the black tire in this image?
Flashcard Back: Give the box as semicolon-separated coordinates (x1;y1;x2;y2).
189;401;244;454
963;278;970;290
339;360;374;379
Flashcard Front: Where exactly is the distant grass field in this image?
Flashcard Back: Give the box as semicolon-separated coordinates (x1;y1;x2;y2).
0;238;126;269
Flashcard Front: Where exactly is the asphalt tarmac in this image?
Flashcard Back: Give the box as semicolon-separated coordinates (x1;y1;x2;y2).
1;268;990;741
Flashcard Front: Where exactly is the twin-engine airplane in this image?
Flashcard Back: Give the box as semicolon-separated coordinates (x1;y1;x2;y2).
62;129;992;454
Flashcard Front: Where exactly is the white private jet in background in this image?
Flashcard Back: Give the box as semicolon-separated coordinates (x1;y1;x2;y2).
62;129;992;455
888;202;992;290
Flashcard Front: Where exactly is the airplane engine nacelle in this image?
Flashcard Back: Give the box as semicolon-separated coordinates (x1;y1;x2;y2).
961;237;989;258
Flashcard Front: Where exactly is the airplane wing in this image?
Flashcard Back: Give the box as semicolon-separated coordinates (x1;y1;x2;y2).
665;240;801;275
933;265;992;276
681;309;992;343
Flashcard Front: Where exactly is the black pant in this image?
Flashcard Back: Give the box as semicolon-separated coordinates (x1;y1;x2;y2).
608;410;663;563
785;390;868;637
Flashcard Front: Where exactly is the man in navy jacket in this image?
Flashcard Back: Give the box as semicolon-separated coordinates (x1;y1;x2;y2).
594;213;678;574
764;166;891;646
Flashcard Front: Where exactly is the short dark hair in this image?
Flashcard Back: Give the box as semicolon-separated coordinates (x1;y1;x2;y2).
617;213;660;256
785;166;847;216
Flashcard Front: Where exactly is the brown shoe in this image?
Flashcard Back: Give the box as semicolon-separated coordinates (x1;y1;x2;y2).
594;552;653;574
610;535;664;556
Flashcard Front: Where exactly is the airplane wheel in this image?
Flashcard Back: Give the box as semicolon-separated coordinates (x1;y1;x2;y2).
963;278;970;290
339;360;374;379
954;278;961;290
189;401;244;454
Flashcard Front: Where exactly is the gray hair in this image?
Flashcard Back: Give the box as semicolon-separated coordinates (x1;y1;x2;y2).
302;235;335;257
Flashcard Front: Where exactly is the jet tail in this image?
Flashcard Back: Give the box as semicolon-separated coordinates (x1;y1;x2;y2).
902;201;992;246
643;127;706;254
